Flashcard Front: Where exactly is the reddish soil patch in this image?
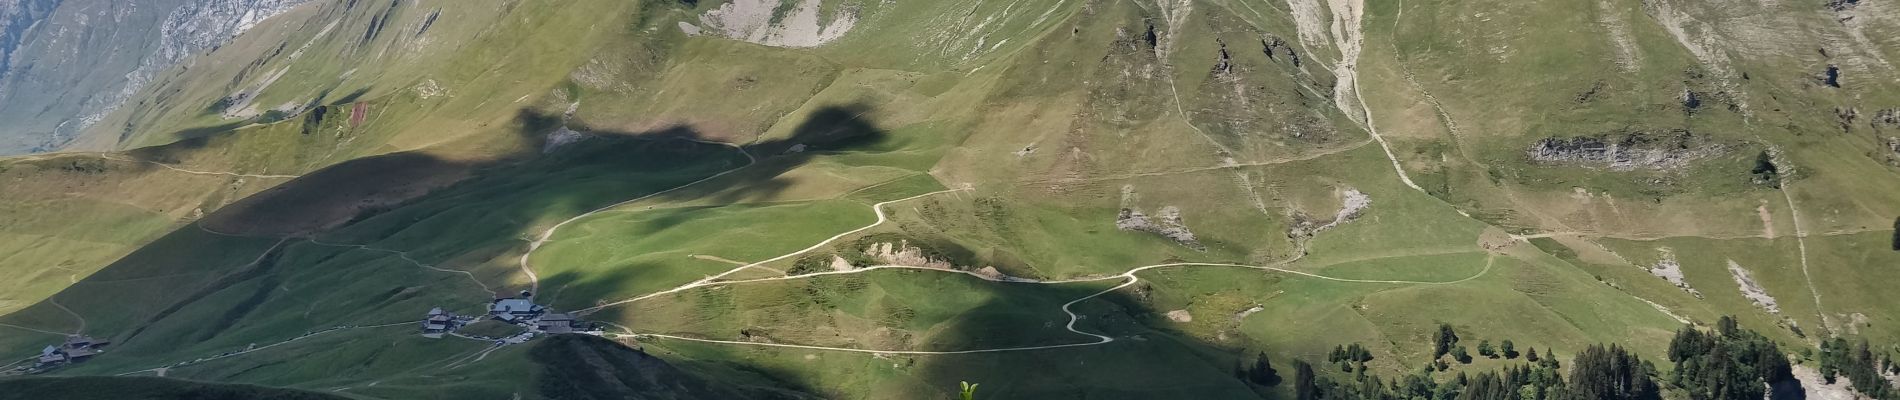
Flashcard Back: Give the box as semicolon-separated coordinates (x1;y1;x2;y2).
349;102;369;128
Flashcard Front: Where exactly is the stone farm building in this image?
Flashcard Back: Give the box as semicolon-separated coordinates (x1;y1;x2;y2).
536;313;578;334
421;307;457;338
36;336;108;367
489;297;544;322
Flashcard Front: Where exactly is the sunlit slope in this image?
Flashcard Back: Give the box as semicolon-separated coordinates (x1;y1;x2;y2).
0;0;1896;398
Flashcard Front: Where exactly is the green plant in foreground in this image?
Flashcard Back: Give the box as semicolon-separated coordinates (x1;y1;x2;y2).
960;381;979;400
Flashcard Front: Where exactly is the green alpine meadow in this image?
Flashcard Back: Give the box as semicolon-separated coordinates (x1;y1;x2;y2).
1;0;1898;398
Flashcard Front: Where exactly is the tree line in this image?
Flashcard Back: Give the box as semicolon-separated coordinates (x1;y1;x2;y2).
1817;335;1897;400
1665;316;1792;400
1285;343;1648;400
1252;318;1898;400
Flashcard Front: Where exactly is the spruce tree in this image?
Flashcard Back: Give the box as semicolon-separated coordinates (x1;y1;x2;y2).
1501;340;1518;359
1435;323;1460;358
1567;344;1660;400
1249;352;1282;386
1294;360;1318;400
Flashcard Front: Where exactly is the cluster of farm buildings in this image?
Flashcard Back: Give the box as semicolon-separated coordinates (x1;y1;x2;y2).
420;290;601;341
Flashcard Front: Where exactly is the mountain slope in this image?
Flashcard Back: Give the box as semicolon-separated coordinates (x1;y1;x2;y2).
0;0;1897;399
0;0;307;154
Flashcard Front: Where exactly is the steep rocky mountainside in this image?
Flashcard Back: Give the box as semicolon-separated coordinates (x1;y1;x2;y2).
0;0;303;154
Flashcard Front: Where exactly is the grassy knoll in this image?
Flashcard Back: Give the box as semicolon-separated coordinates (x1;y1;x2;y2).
0;0;1894;398
531;199;877;310
1798;232;1900;344
0;154;285;316
1588;236;1819;341
98;327;516;398
612;269;1118;352
1304;251;1492;282
641;294;1261;400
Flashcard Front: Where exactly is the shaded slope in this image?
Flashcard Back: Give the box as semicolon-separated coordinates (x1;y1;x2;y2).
0;376;346;400
530;334;815;400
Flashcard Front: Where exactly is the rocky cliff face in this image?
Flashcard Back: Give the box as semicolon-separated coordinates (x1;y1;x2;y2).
0;0;60;81
1527;129;1729;171
0;0;305;154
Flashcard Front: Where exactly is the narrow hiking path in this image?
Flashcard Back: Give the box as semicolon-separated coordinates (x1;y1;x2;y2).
576;187;973;314
98;155;299;179
0;322;70;336
202;215;499;296
1014;139;1376;187
305;239;498;297
1318;0;1429;197
519;139;757;296
114;320;419;376
48;298;85;335
1781;180;1831;336
610;256;1496;355
578;174;1495;356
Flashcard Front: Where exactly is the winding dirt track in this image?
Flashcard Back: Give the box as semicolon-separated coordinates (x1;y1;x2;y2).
518;139;758;295
575;187;974;314
48;299;85;335
114;320;419;376
98;155;299;179
606;256;1494;355
305;239;497;297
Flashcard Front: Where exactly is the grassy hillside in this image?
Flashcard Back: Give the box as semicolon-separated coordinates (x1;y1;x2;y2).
0;376;346;400
0;0;1896;398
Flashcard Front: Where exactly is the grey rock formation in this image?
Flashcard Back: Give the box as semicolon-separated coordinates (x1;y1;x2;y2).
1527;129;1727;171
1117;206;1205;250
0;0;305;154
1874;108;1899;129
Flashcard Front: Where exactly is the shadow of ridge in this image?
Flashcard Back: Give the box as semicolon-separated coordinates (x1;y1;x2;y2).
562;101;894;206
908;278;1276;399
0;376;350;400
0;102;898;390
528;333;819;399
614;261;1274;399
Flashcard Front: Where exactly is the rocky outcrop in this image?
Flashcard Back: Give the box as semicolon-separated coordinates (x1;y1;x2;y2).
1727;260;1779;314
1116;185;1205;250
1889;137;1900;167
0;0;59;82
1649;249;1702;298
1680;89;1701;112
1288;188;1371;239
698;0;856;48
863;240;957;270
1874;108;1900;129
1527;129;1727;171
1261;35;1302;67
1117;206;1205;250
